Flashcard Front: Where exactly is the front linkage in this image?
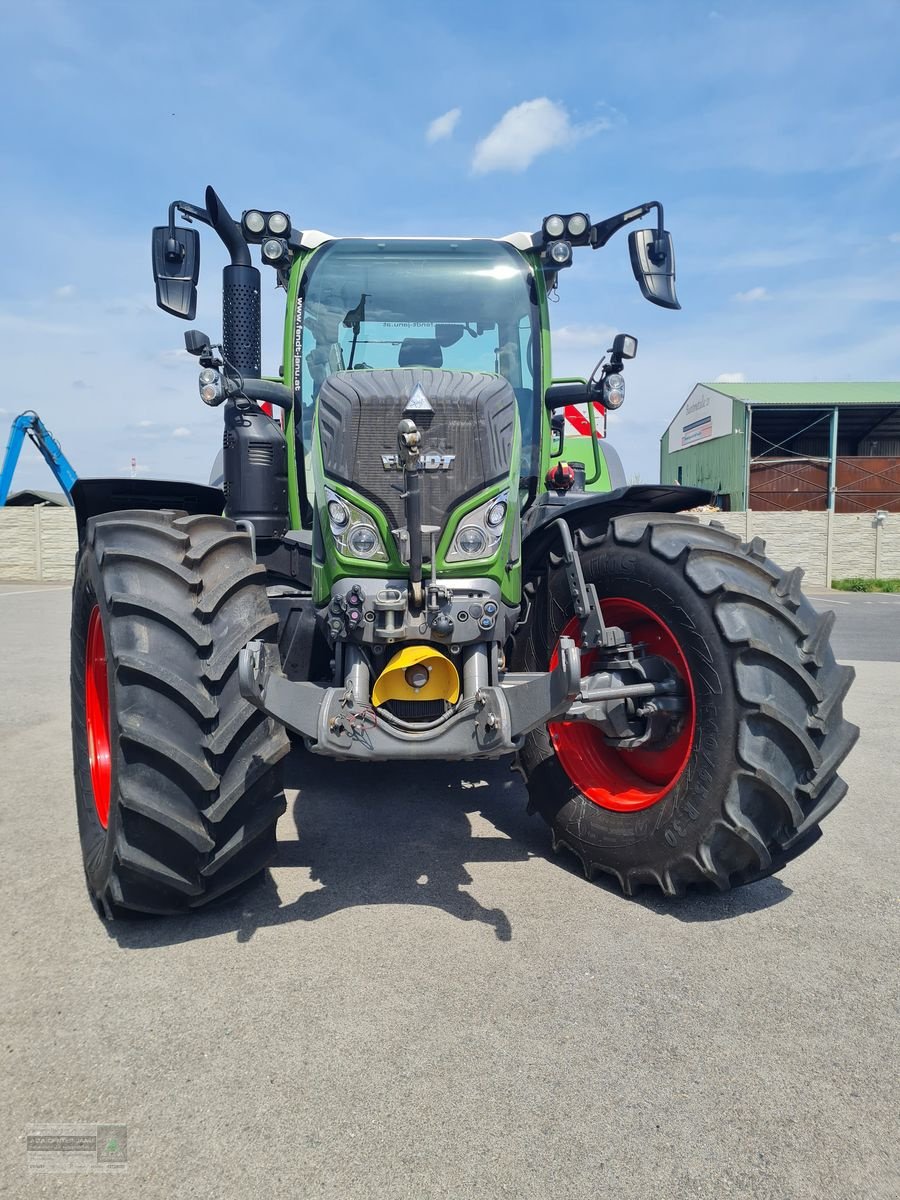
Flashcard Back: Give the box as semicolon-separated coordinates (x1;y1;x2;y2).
239;516;687;762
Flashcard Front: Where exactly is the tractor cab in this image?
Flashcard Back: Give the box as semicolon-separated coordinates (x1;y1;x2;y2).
296;237;542;491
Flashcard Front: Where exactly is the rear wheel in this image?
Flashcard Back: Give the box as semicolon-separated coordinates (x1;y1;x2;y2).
515;513;859;896
70;509;290;918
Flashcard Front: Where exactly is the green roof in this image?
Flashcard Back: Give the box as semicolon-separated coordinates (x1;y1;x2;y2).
701;381;900;407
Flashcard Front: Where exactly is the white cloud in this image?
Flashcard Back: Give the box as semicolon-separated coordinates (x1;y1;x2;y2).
426;107;461;144
171;426;191;438
734;286;770;302
54;283;76;299
553;324;618;350
472;98;610;174
157;348;192;367
714;372;746;382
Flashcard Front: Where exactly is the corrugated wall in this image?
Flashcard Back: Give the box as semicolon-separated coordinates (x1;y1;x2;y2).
659;399;746;508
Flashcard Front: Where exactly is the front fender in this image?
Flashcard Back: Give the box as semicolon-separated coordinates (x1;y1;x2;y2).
71;478;224;543
521;484;711;568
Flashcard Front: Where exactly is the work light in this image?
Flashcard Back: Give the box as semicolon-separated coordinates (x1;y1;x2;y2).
566;213;589;238
544;215;566;239
197;368;223;406
243;210;265;235
262;237;288;262
267;212;289;235
548;240;572;266
603;373;626;409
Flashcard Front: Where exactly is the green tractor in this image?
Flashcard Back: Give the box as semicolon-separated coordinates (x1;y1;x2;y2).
69;188;858;918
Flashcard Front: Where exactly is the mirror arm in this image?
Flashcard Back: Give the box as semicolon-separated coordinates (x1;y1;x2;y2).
164;201;212;265
590;200;665;250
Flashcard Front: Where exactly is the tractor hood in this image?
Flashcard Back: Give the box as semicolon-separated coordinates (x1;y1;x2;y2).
316;368;517;536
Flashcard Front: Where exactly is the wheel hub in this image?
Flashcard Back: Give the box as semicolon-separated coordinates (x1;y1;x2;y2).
548;598;696;812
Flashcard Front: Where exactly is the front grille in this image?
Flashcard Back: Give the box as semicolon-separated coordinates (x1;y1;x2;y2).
318;368;517;534
382;699;448;722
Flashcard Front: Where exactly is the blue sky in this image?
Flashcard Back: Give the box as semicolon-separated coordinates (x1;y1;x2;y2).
1;0;899;489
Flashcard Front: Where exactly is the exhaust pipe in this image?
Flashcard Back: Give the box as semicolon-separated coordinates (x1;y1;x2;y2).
205;186;260;379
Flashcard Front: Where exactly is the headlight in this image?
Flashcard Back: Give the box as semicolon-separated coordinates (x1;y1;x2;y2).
267;211;289;234
347;524;380;558
486;498;507;528
327;497;349;528
243;210;265;235
325;488;388;561
603;372;625;409
446;490;510;562
566;213;589;238
544;215;565;238
456;526;487;556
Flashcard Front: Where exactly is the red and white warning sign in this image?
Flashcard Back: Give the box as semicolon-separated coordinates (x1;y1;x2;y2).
563;402;606;439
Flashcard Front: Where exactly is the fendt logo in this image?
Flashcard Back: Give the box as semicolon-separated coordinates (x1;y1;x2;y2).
381;453;456;471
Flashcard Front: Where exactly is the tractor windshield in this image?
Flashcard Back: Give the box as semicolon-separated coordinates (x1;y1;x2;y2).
298;238;540;486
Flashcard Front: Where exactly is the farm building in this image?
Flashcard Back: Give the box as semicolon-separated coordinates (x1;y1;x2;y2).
659;382;900;511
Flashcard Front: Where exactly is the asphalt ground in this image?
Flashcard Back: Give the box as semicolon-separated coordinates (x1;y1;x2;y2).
1;582;897;1198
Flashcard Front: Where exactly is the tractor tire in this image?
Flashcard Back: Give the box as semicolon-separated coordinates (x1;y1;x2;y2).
514;513;859;896
70;509;290;918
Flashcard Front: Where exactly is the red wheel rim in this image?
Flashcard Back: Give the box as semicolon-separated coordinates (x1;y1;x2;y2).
548;598;696;812
85;605;112;828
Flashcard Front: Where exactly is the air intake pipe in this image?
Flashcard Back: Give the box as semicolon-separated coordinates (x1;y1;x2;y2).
205;185;261;379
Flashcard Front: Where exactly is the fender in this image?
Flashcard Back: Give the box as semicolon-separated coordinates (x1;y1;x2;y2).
71;478;224;542
521;483;712;568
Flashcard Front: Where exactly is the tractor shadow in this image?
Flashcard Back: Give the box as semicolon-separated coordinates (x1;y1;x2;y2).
107;748;792;949
107;749;544;949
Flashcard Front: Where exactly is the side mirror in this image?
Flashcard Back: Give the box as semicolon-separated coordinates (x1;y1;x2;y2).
434;323;465;348
152;225;200;319
628;229;680;310
550;411;565;458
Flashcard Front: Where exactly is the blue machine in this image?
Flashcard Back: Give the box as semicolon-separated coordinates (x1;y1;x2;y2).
0;411;78;506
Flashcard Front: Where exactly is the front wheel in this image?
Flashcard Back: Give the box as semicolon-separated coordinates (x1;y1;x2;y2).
70;509;290;918
514;513;859;896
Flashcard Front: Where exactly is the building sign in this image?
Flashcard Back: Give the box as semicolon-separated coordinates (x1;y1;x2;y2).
667;385;734;454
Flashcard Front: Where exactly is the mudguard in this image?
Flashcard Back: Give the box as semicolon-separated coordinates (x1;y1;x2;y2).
71;478;224;542
521;484;711;567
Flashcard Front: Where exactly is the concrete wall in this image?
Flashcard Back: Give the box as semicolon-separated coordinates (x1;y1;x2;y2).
0;507;77;582
697;510;900;585
0;506;897;588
